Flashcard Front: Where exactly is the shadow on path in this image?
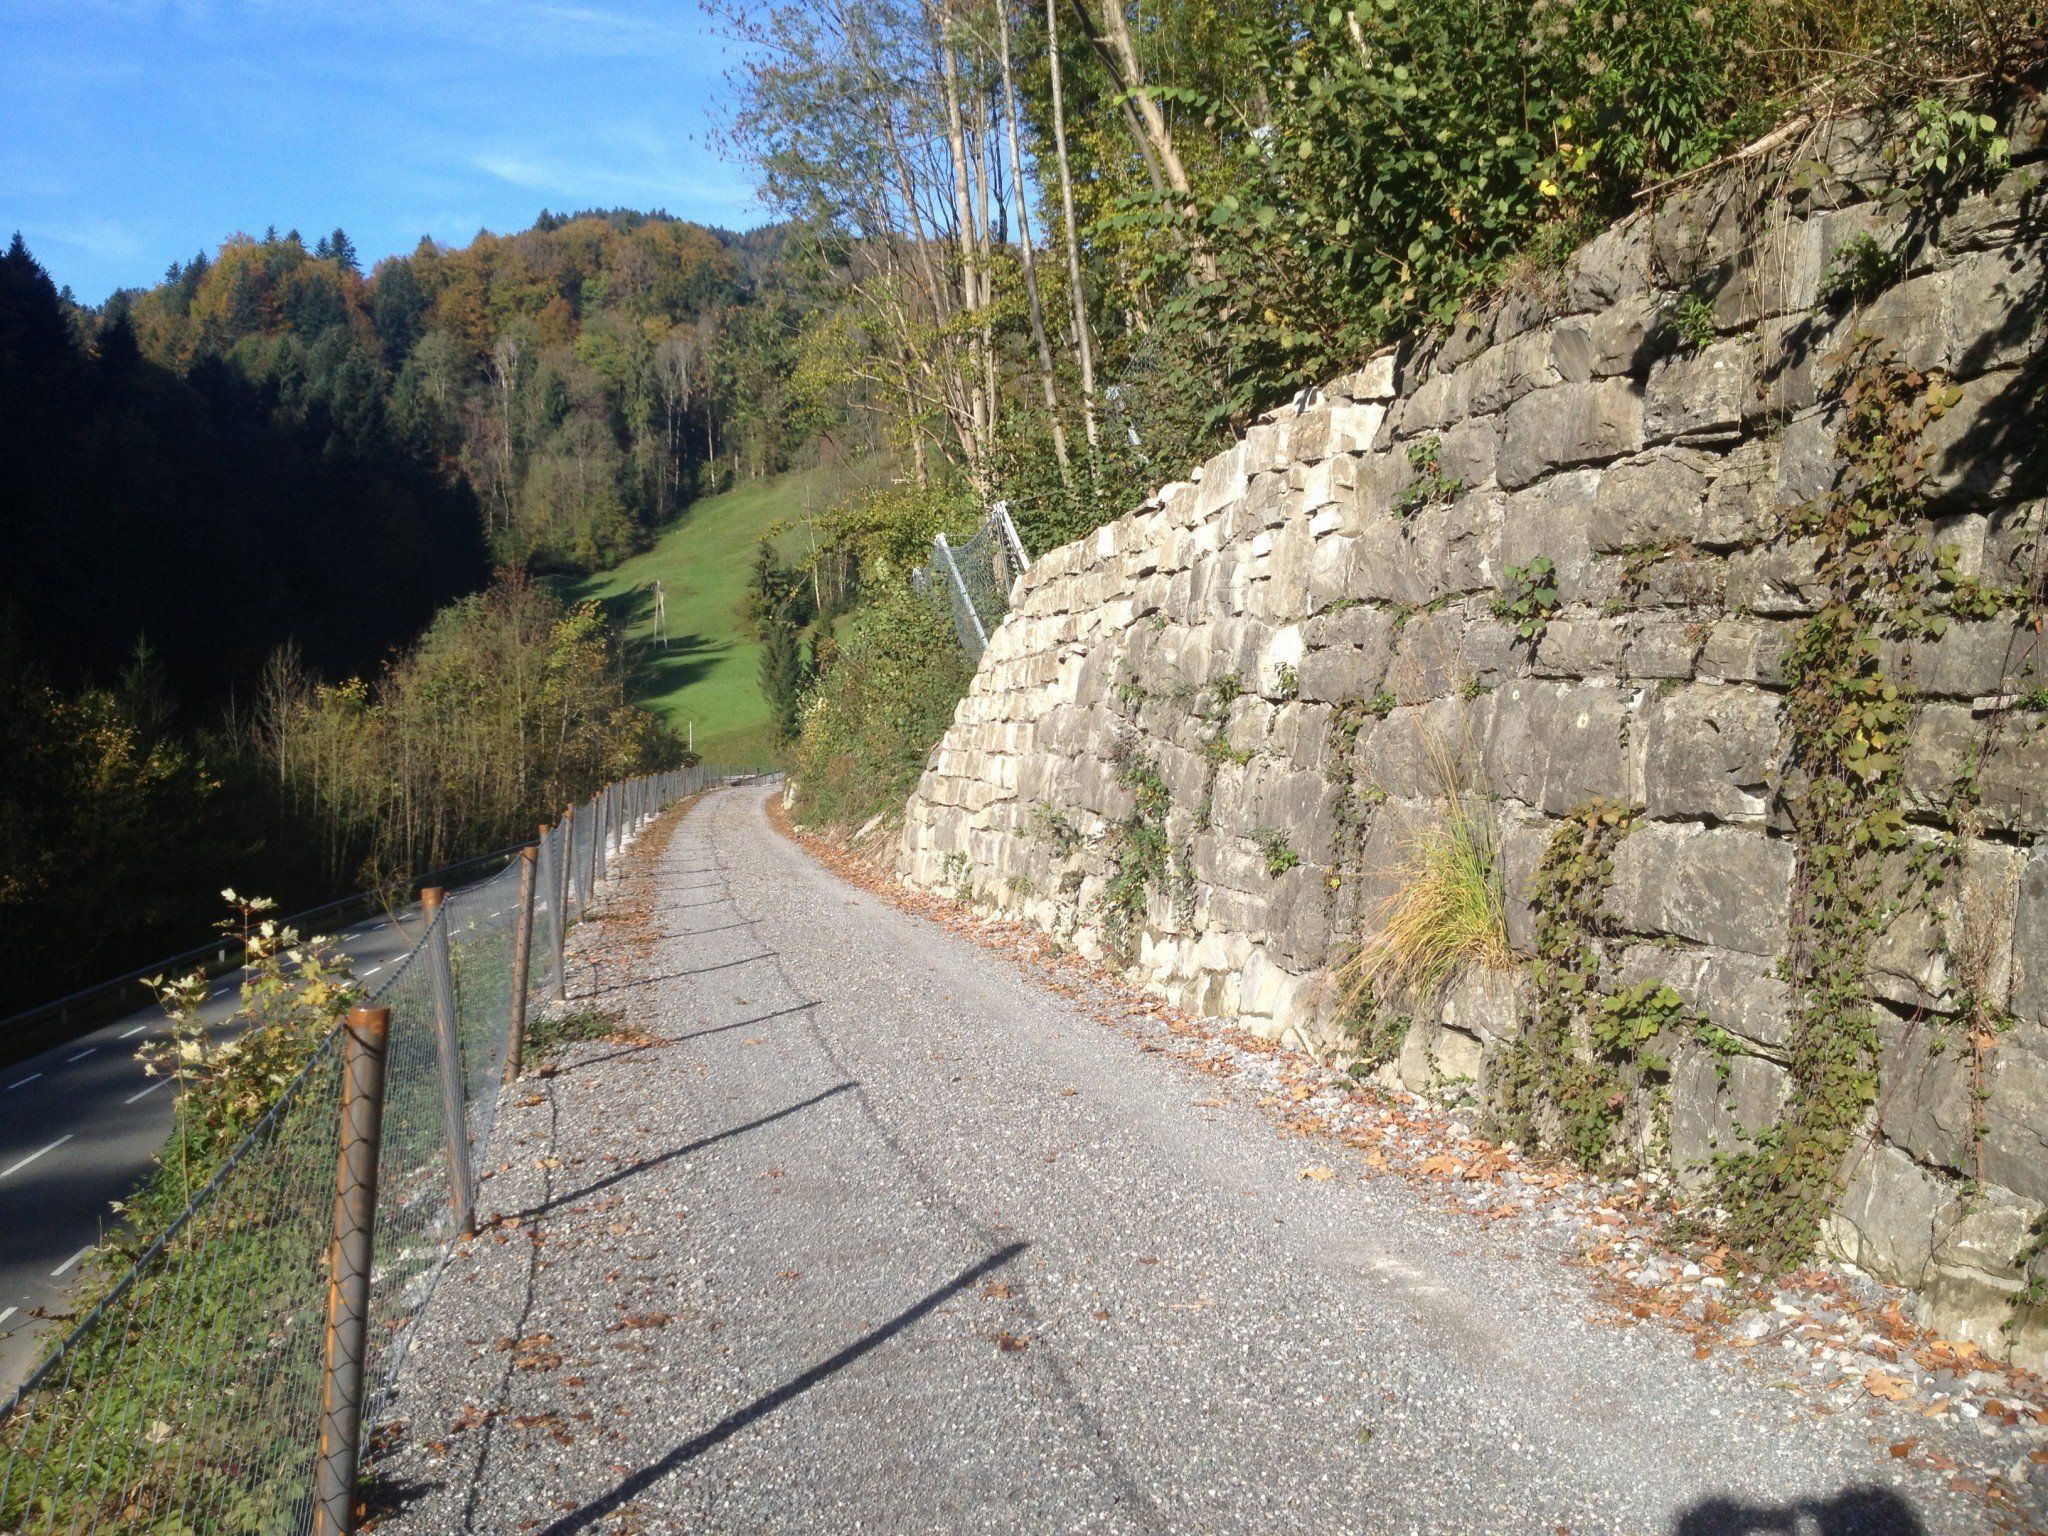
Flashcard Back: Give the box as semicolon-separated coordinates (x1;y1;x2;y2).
1674;1486;1925;1535
534;1242;1031;1535
506;1081;856;1222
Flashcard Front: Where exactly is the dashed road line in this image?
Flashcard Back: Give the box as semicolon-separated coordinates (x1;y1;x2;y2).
0;1307;16;1327
1;1135;73;1180
125;1079;169;1105
4;1074;42;1092
119;1023;149;1039
50;1247;93;1278
66;1048;95;1063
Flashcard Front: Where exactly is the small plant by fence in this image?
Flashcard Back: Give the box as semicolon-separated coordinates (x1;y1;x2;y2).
0;765;754;1535
913;502;1030;660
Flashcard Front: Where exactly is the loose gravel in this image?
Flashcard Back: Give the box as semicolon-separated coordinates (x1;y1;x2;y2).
364;785;2045;1535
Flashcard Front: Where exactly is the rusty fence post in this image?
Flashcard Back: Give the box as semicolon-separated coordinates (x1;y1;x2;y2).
418;888;476;1236
312;1005;389;1536
504;846;539;1083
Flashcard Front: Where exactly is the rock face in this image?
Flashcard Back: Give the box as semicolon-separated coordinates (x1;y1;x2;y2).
898;108;2048;1366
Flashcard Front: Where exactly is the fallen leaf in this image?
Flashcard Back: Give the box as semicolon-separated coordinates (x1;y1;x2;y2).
1864;1370;1912;1402
777;1269;801;1280
1888;1440;1918;1459
981;1281;1014;1300
994;1331;1029;1353
1298;1166;1335;1182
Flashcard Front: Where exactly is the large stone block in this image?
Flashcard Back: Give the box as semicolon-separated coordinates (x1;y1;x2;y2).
2016;848;2048;1026
1638;683;1781;821
1669;1048;1790;1185
1824;1141;1955;1287
1921;366;2045;509
1497;470;1601;602
1482;680;1639;816
1550;296;1663;381
1498;380;1646;489
1644;340;1755;443
1980;1023;2048;1206
1902;702;2048;836
1617;943;1791;1049
1606;822;1796;957
1588;451;1711;552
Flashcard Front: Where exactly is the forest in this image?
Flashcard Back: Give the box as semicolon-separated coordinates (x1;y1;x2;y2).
0;210;815;1013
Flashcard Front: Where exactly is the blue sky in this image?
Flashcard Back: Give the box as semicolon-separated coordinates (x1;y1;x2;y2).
0;0;762;303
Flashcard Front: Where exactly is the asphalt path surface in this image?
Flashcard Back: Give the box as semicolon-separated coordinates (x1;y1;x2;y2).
0;882;507;1397
366;785;2004;1536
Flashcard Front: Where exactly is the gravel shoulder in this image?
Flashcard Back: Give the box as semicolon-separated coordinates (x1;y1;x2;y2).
364;785;2041;1535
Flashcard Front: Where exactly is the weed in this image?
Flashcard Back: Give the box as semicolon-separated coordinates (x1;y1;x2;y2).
1394;436;1465;517
1255;829;1301;877
1672;291;1717;352
527;1007;617;1059
1814;232;1897;311
1494;557;1560;642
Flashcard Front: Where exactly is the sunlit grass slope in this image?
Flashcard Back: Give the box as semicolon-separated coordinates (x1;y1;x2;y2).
565;469;824;767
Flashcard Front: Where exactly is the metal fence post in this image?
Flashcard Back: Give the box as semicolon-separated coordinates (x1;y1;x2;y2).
539;821;566;1003
504;846;539;1084
312;1005;389;1536
418;888;476;1236
588;792;603;895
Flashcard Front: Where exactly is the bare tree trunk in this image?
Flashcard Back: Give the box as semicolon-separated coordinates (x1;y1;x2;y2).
997;0;1070;480
1046;0;1100;450
1075;0;1217;283
936;1;989;487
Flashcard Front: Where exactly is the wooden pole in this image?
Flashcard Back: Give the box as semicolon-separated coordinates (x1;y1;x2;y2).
504;845;539;1084
312;1006;389;1536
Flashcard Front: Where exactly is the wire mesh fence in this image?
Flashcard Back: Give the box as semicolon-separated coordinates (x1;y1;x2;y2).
915;502;1030;660
0;766;748;1535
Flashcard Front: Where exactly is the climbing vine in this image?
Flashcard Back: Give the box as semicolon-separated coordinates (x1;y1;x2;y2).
1493;800;1688;1169
1101;749;1173;959
1714;337;1965;1270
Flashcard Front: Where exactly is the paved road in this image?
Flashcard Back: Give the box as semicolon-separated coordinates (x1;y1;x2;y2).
364;784;2015;1536
0;881;507;1396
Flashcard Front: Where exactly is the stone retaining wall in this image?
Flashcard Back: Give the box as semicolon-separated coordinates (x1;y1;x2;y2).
899;108;2047;1363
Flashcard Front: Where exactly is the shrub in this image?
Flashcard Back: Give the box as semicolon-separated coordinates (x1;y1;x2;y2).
789;581;969;830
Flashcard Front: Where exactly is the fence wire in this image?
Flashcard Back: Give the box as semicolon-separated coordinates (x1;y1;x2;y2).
0;767;743;1536
915;503;1029;660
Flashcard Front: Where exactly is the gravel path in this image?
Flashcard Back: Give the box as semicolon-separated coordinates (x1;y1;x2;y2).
365;785;2028;1535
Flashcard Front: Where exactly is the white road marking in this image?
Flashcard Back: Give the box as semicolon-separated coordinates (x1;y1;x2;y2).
119;1024;149;1039
1;1135;73;1179
51;1247;93;1278
4;1074;42;1092
360;964;383;977
125;1079;169;1105
66;1048;95;1063
0;1306;16;1327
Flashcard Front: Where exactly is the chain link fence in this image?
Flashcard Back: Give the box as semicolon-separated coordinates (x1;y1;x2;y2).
914;502;1030;661
0;765;755;1535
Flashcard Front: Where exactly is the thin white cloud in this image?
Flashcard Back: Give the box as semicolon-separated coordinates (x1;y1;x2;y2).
18;216;145;261
472;148;755;211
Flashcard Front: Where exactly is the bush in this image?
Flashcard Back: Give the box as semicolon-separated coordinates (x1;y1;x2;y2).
789;582;968;830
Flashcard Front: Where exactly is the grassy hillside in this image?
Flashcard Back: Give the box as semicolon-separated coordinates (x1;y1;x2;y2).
565;469;824;766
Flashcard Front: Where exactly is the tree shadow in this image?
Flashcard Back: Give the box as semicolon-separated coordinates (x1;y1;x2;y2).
504;1081;856;1222
1673;1485;1926;1536
532;1241;1031;1535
